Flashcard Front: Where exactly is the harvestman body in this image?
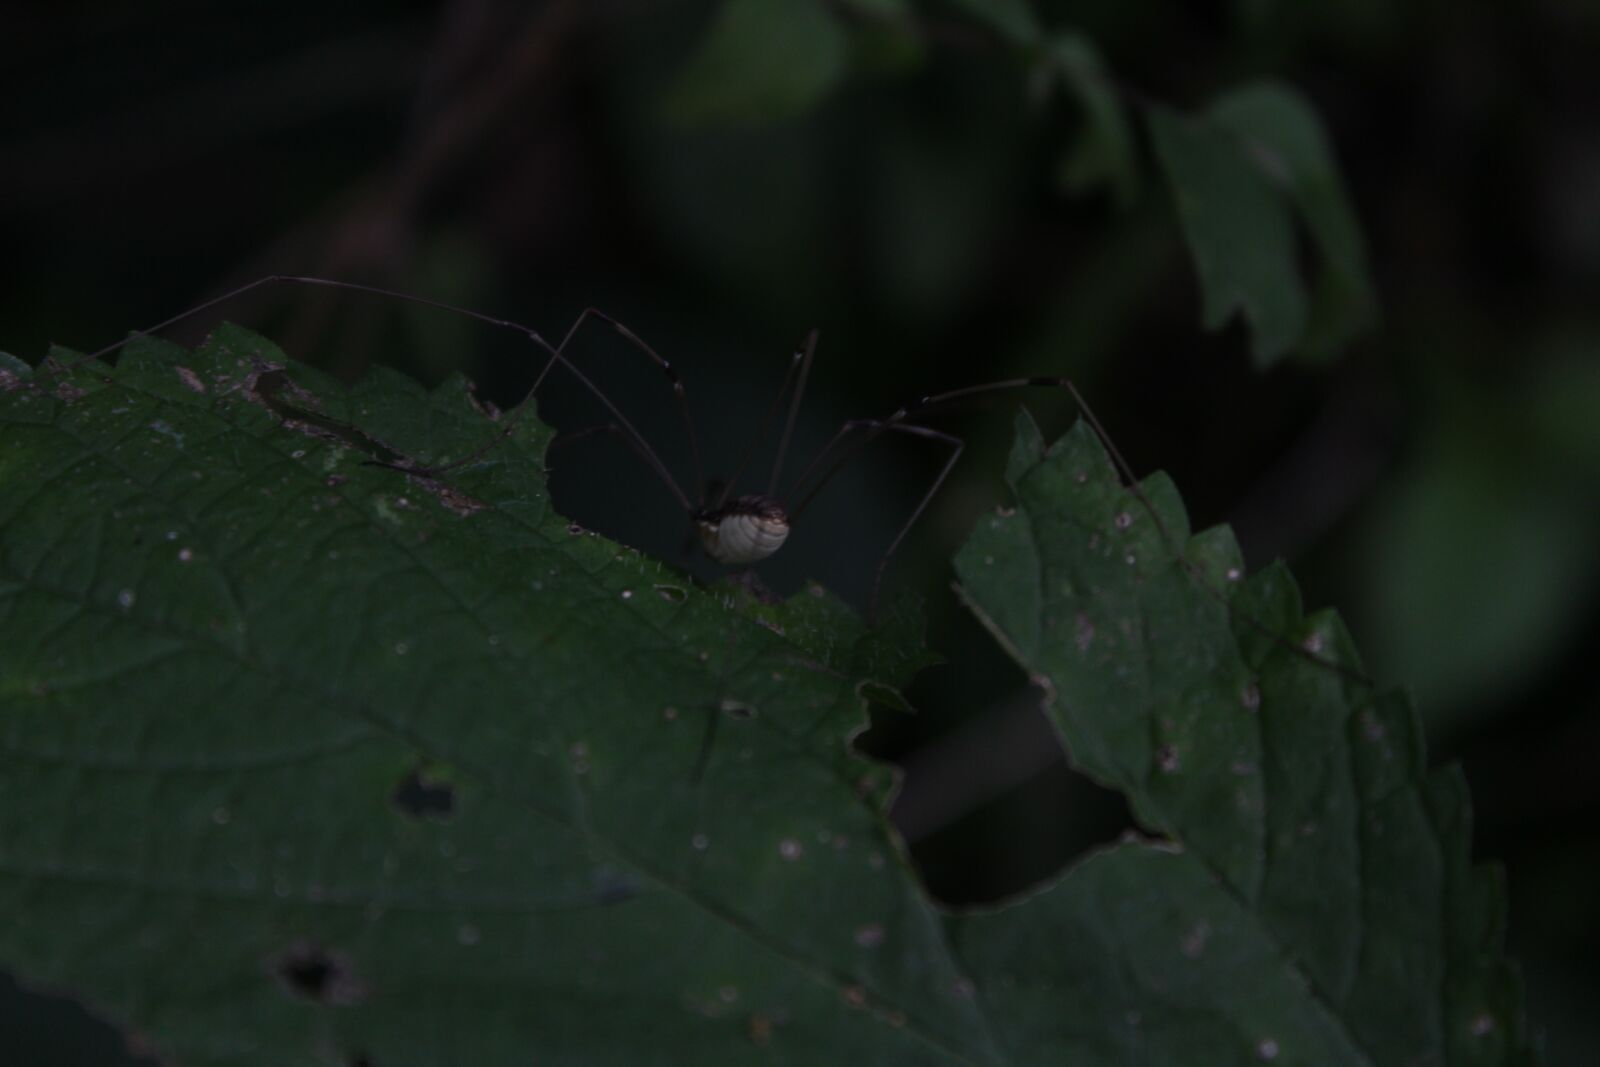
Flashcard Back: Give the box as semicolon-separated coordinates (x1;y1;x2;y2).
59;276;1112;618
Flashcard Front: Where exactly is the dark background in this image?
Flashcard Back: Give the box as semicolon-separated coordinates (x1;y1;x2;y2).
4;1;1597;1062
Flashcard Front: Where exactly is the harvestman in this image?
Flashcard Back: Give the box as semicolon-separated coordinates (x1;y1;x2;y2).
58;276;1138;619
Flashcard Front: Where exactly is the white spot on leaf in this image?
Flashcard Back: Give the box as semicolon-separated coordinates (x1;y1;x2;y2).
854;924;885;948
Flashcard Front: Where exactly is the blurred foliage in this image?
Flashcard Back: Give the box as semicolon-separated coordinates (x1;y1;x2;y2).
1044;32;1139;206
665;0;1373;364
666;0;851;123
3;0;1598;1061
1150;84;1377;364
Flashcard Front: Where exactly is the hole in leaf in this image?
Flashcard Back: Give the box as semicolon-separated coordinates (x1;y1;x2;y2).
391;766;456;820
272;942;366;1005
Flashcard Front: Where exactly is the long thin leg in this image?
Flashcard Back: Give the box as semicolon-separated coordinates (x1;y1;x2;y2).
783;418;963;621
544;308;704;506
66;275;554;370
766;328;818;498
541;420;639;460
540;420;675;488
51;274;699;514
321;297;704;514
537;421;719;564
779;375;1122;621
711;329;817;510
793;376;1368;686
785;376;1077;517
786;419;879;524
423;336;695;513
868;422;963;621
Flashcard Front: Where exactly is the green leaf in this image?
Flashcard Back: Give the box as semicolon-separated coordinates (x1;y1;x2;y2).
1210;83;1378;360
1355;356;1600;729
666;0;850;125
1148;84;1377;366
0;336;1533;1065
1047;33;1139;206
952;411;1536;1066
0;330;975;1065
1148;102;1307;366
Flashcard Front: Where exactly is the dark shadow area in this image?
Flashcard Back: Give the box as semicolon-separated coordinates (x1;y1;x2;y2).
0;972;159;1067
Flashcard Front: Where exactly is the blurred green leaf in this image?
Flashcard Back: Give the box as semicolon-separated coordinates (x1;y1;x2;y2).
0;334;1535;1065
1048;33;1139;206
1360;432;1596;730
1148;102;1307;366
868;124;1020;318
953;411;1535;1065
1210;83;1378;360
665;0;849;125
1356;347;1600;728
1149;84;1376;366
